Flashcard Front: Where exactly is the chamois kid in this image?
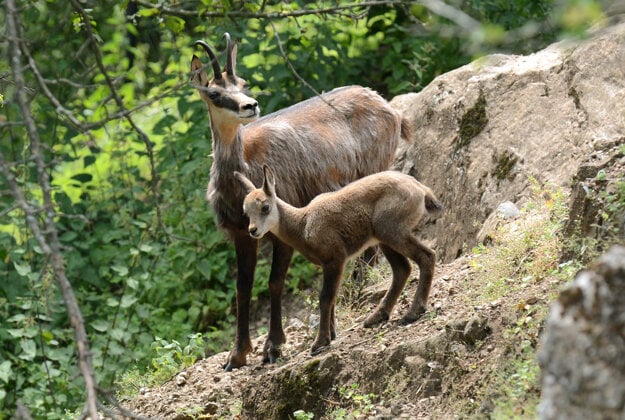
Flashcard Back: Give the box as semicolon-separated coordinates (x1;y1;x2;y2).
235;166;442;354
191;34;410;369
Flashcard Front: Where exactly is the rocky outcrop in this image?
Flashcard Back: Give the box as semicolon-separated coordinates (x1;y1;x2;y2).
392;23;625;262
538;245;625;419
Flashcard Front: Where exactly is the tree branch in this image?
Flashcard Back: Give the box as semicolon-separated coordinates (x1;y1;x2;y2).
134;0;482;32
19;41;97;143
136;0;408;19
4;1;100;417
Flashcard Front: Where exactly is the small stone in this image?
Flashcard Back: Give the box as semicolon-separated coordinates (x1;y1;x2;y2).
205;402;219;415
462;317;491;345
497;201;520;219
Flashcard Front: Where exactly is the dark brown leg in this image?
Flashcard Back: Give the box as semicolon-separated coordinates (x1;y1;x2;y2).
364;244;411;327
263;238;294;364
311;260;344;354
223;231;258;371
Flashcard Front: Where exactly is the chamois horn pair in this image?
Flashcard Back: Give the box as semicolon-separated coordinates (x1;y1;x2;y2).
194;33;236;80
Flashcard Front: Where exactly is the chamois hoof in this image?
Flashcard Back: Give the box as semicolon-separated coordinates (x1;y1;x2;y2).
262;346;282;365
310;343;331;356
223;356;246;372
400;308;426;325
262;332;286;364
310;336;332;355
363;310;389;328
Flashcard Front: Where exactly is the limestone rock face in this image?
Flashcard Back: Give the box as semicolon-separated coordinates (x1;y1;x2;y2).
538;245;625;419
392;23;625;261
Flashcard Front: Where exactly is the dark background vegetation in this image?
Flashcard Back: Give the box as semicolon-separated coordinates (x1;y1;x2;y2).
0;0;604;416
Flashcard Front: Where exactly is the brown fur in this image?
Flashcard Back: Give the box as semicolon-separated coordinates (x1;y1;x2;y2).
191;34;411;370
236;167;442;355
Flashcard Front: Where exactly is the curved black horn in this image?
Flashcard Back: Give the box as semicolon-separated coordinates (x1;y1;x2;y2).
224;32;235;77
194;40;222;80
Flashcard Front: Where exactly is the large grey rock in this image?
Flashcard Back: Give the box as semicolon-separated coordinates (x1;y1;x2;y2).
538;245;625;419
392;23;625;261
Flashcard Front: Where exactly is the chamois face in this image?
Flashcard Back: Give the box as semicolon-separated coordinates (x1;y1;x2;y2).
191;36;260;125
191;56;260;124
241;189;279;239
235;168;280;239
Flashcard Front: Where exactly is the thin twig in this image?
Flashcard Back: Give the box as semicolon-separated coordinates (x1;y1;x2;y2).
20;41;97;142
269;21;341;113
97;390;155;420
81;81;187;131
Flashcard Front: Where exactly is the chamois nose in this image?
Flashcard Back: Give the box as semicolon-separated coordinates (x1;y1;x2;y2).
249;226;258;237
242;101;258;111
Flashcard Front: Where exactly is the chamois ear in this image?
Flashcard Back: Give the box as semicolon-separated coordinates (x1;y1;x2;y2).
234;171;257;194
190;55;209;89
262;165;276;197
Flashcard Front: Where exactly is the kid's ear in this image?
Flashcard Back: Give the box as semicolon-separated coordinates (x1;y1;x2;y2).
262;165;276;196
234;171;257;194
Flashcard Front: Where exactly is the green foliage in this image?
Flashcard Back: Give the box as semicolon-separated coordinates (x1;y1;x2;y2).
0;0;604;417
329;383;378;419
115;333;206;400
469;178;569;303
482;301;545;418
292;409;315;420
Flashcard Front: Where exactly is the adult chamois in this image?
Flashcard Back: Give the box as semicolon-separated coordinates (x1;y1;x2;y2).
236;166;442;354
191;33;411;370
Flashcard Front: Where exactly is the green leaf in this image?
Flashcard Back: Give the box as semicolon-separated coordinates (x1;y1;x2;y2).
111;264;129;276
0;361;11;383
83;155;96;167
127;277;139;290
120;294;138;308
60;231;78;242
139;243;153;253
7;314;28;323
138;8;159;17
13;262;31;276
7;329;25;338
71;173;93;183
19;339;37;361
91;320;109;332
41;330;54;344
165;16;185;33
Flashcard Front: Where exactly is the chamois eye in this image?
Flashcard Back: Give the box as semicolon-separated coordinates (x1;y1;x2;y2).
207;90;220;101
261;203;270;214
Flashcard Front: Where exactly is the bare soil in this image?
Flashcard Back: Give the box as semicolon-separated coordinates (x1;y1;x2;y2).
123;248;558;419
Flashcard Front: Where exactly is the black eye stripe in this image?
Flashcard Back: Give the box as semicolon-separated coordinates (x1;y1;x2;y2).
209;92;241;112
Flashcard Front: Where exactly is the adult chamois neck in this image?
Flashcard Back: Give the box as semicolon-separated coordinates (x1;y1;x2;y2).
207;122;248;227
209;117;246;171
